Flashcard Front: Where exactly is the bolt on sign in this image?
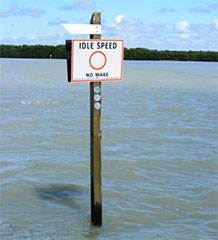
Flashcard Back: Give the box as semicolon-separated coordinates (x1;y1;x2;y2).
71;39;124;82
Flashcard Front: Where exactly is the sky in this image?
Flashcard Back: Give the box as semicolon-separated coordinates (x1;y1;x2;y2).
0;0;218;51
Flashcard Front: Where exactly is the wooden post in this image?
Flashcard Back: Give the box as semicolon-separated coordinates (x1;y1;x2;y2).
90;12;102;226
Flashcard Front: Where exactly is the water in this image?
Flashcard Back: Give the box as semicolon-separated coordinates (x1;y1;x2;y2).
0;59;218;239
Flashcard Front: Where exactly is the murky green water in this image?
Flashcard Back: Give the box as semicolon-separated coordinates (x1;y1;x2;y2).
1;59;218;239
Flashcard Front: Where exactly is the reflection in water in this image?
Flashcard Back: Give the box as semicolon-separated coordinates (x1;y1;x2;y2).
36;184;88;215
36;183;101;240
36;183;85;200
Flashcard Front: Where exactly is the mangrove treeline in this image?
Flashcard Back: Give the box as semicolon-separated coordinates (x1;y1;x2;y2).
0;44;217;62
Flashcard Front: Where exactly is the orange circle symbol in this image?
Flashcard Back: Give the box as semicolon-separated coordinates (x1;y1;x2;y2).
89;51;107;70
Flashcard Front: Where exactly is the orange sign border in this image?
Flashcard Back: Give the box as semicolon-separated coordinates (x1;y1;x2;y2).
71;39;124;83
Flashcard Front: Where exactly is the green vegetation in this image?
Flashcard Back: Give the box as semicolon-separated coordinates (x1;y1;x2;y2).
124;48;218;62
0;44;217;62
0;44;65;59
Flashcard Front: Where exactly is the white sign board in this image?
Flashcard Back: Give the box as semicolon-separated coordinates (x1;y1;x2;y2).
71;39;124;82
62;24;101;34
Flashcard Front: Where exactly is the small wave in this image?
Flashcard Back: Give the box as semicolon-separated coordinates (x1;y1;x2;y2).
20;100;58;105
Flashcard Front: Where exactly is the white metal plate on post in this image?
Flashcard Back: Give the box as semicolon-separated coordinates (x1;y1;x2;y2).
62;24;101;34
71;39;124;82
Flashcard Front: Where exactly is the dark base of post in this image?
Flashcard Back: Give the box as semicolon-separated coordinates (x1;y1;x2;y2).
91;201;102;226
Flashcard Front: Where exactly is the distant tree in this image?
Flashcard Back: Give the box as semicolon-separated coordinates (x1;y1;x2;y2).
0;44;217;61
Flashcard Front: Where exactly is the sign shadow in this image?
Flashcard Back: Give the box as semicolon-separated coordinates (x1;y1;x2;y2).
36;183;89;218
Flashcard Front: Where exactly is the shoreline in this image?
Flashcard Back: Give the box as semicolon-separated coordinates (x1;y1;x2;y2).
0;44;217;62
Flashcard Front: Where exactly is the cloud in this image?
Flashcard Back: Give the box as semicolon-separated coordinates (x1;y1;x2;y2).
48;17;67;26
1;10;218;51
59;0;95;10
209;3;218;10
1;31;67;45
143;20;218;50
156;7;177;14
188;3;218;14
188;5;210;13
59;4;73;11
0;4;44;18
115;15;125;24
180;33;191;39
148;21;163;29
73;0;95;9
176;21;190;32
213;19;218;29
102;15;145;47
111;14;143;30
